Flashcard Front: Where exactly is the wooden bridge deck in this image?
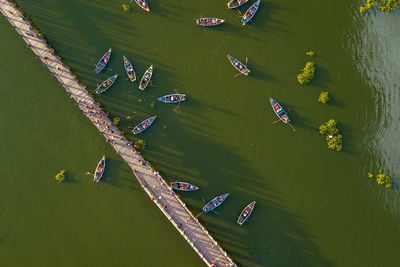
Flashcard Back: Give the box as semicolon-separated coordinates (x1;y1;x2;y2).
0;1;236;266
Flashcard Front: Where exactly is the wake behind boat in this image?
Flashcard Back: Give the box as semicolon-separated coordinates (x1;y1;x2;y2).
158;94;186;103
270;97;290;123
94;48;111;74
227;55;250;75
139;65;153;90
133;0;150;12
237;201;256;225
132;116;156;134
95;74;118;94
203;193;229;213
123;56;136;82
171;182;199;191
242;0;260;25
196;18;225;27
227;0;249;9
93;155;105;182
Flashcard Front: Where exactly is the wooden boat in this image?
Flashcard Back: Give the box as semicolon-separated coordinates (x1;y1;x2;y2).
95;74;118;94
132;116;156;134
227;55;250;75
158;94;186;103
139;65;153;90
123;56;136;82
203;193;229;213
133;0;150;12
93;155;105;182
242;0;260;25
171;182;199;191
227;0;249;9
196;18;225;27
237;201;256;225
94;48;111;74
270;97;290;123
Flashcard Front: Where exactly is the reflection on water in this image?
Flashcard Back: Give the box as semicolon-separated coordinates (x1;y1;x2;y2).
347;10;400;214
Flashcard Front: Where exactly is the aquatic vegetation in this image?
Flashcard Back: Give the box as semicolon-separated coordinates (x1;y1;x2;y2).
150;102;155;109
122;4;131;12
137;98;143;103
55;170;66;183
297;62;315;85
162;125;167;130
113;117;120;126
126;115;135;121
306;51;315;57
368;170;392;188
319;119;342;151
360;0;400;13
318;91;330;104
134;139;146;149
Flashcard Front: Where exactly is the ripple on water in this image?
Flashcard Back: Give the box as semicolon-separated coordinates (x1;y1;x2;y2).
346;9;400;216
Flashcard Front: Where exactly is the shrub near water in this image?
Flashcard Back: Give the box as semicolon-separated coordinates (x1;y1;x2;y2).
113;117;120;126
134;139;146;149
318;91;330;104
55;170;66;183
318;119;342;151
360;0;400;13
122;4;131;12
297;62;315;85
368;171;392;188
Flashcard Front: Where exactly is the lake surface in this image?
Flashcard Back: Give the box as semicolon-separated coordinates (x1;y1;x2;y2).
1;0;400;266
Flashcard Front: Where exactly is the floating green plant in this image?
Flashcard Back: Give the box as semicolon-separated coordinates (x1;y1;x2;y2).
306;51;315;57
319;119;342;151
162;125;167;130
134;139;146;149
368;170;392;188
113;117;120;126
360;0;400;14
126;115;135;121
297;62;315;85
137;98;143;103
150;102;155;109
318;91;330;104
122;4;131;12
55;170;66;183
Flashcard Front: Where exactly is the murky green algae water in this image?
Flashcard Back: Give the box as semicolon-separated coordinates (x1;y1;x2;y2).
1;0;400;266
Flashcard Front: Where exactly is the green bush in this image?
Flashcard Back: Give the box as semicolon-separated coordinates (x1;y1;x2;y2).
134;139;146;149
162;125;168;130
318;91;330;104
137;98;143;103
297;62;315;85
360;0;400;13
113;117;120;126
55;170;66;183
326;134;342;151
150;102;155;109
368;170;392;188
306;51;315;57
126;115;135;121
319;119;338;135
122;4;131;12
319;119;342;151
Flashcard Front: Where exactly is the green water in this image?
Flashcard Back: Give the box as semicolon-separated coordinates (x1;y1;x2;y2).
1;0;400;266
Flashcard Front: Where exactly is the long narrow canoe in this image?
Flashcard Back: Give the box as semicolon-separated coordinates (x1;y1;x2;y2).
123;56;136;82
93;155;106;182
270;97;290;123
139;65;153;90
237;201;256;225
132;116;156;134
203;193;229;213
242;0;260;25
171;182;199;191
94;48;111;74
158;94;186;103
196;18;225;27
227;0;249;9
227;55;250;75
95;74;118;94
133;0;150;12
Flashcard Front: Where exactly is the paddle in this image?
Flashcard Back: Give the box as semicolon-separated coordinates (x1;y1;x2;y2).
245;56;248;65
272;119;281;124
288;122;296;132
236;8;243;16
233;72;242;78
174;88;183;110
86;171;93;176
211;210;219;215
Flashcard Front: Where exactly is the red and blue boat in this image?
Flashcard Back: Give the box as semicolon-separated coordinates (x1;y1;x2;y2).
237;201;256;225
242;0;260;25
203;193;229;213
133;0;150;12
270;97;290;123
227;0;249;9
132;116;156;134
158;94;186;103
227;55;250;75
94;48;111;74
93;155;105;183
123;56;136;82
171;182;199;191
95;74;118;94
139;65;153;90
196;18;225;27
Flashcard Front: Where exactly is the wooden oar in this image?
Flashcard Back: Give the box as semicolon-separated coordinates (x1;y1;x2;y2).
288;123;296;131
86;171;93;176
245;56;248;65
236;8;243;16
233;72;242;78
272;119;281;124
